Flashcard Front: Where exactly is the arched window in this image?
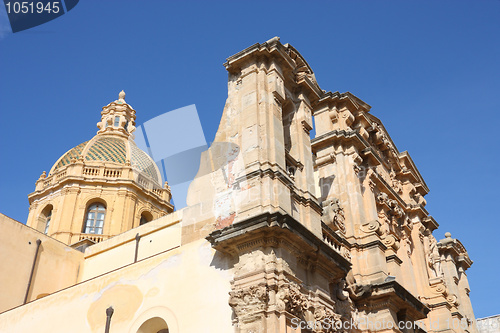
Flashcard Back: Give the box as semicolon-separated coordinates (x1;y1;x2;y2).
38;205;53;234
84;203;106;234
44;210;52;234
140;211;153;226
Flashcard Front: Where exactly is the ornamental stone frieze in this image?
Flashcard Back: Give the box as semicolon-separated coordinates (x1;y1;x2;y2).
229;277;354;333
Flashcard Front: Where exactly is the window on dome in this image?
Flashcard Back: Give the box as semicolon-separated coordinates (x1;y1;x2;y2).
84;203;106;234
44;210;52;234
114;116;120;127
39;205;53;234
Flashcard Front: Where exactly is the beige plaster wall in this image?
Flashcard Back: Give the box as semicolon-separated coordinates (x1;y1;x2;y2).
80;210;183;281
0;236;235;333
0;213;83;313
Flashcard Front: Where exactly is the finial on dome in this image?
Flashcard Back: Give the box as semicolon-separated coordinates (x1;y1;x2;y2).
445;232;452;238
118;90;126;101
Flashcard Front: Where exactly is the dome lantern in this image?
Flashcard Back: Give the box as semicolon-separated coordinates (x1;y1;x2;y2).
97;90;136;138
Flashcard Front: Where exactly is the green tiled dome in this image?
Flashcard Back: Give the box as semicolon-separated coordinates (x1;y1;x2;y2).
52;141;88;171
50;135;161;184
85;137;127;164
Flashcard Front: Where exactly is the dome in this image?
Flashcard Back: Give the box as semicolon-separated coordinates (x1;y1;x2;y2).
47;90;162;186
49;135;162;185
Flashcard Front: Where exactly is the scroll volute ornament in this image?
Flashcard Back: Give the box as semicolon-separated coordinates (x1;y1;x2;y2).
429;280;448;297
383;234;399;250
360;220;381;234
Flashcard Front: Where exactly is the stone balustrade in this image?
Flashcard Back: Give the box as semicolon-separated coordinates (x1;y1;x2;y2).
35;162;167;201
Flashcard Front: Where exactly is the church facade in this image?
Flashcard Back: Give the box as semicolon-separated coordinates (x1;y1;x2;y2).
0;38;477;333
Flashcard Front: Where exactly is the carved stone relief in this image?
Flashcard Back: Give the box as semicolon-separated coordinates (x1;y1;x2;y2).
276;281;343;331
425;233;443;279
229;285;269;322
390;170;403;195
229;279;346;332
414;192;427;207
322;198;346;233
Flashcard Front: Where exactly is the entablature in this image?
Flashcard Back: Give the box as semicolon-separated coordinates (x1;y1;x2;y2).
353;280;429;320
207;212;351;281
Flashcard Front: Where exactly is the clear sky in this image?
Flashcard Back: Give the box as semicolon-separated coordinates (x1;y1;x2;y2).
1;0;499;318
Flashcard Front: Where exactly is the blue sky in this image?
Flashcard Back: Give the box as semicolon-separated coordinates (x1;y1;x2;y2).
1;0;499;318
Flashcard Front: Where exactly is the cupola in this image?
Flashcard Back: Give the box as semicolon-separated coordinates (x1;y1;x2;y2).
26;91;174;246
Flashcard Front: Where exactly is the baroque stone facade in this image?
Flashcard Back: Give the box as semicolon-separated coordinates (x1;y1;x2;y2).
0;38;477;333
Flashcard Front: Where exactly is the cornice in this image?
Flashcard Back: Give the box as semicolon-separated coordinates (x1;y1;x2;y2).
354;280;429;319
206;212;351;278
28;177;173;211
223;37;323;104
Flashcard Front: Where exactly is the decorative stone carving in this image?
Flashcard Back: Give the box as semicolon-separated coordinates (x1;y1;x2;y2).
387;199;404;218
276;282;309;316
368;179;376;191
336;279;349;301
402;233;413;257
229;285;269;321
429;279;447;295
275;281;343;331
390;170;403;194
353;164;362;176
418;226;426;244
322;198;346;233
345;270;372;299
376;192;389;204
341;247;351;260
383;234;398;249
377;192;405;221
314;305;343;331
360;220;380;234
426;234;443;279
414;192;427;207
447;294;459;307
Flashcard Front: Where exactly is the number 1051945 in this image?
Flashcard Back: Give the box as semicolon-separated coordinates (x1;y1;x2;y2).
5;2;61;14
